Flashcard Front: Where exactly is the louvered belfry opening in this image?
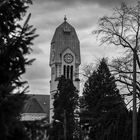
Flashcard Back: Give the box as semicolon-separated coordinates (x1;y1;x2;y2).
63;65;73;80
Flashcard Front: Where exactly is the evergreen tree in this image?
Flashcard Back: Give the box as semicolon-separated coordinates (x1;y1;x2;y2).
82;58;127;140
52;76;79;140
0;0;37;139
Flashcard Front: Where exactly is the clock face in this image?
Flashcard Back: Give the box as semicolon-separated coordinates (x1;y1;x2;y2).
64;53;73;63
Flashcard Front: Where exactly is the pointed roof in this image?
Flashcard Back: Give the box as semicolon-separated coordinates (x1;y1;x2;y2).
50;19;81;65
51;20;79;43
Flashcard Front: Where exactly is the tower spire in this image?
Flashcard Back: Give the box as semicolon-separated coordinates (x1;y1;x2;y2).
64;15;67;22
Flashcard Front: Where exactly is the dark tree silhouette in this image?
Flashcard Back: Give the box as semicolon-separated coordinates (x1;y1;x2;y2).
52;76;79;140
82;58;127;140
23;117;50;140
0;0;37;139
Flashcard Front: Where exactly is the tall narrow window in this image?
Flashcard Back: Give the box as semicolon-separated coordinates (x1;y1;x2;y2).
55;65;57;78
70;66;73;80
64;65;66;78
67;65;69;79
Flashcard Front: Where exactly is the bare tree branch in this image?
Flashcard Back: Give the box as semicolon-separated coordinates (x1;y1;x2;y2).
94;2;140;101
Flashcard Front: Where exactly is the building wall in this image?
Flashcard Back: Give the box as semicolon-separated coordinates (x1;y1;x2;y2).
21;113;47;121
49;20;81;122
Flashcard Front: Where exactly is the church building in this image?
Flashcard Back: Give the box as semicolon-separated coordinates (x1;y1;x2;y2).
49;17;81;122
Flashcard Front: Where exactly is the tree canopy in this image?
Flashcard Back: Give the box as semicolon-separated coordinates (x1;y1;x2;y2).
81;58;127;140
94;1;140;106
0;0;37;139
52;76;79;140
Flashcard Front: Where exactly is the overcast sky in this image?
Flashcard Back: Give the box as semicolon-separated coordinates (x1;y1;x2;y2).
23;0;137;95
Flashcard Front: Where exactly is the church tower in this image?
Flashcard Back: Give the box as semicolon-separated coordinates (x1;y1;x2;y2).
49;17;81;122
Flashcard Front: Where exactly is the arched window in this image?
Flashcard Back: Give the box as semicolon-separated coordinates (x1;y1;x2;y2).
64;65;74;79
67;65;70;79
70;66;73;80
63;65;66;78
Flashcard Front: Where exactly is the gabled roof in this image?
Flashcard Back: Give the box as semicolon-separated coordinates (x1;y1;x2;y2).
23;98;45;113
22;94;50;116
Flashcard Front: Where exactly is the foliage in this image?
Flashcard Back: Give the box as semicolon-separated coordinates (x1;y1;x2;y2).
52;76;79;140
81;58;127;140
94;1;140;105
23;118;50;140
0;0;37;139
7;121;30;140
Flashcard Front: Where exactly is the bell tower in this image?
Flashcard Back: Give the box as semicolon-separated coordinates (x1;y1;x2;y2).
49;17;81;122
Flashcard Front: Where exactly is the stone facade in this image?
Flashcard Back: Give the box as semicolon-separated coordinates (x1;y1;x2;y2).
49;18;81;122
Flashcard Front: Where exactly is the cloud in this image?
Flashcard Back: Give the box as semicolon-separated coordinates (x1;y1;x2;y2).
33;0;136;8
24;54;50;80
23;53;51;94
27;79;50;94
24;0;136;95
32;45;44;54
